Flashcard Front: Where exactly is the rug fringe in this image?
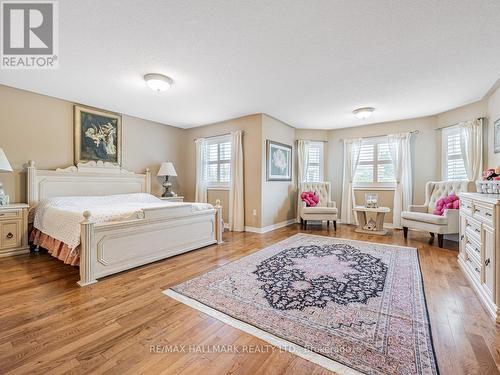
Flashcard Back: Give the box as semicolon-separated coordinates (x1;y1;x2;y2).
163;289;363;375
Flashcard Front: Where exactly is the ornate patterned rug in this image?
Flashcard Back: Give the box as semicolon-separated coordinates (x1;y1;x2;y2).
164;234;438;375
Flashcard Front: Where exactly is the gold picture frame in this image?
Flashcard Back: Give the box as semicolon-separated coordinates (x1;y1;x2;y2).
74;105;122;166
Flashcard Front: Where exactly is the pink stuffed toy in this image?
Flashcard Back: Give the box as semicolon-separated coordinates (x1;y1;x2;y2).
301;191;319;207
433;193;459;216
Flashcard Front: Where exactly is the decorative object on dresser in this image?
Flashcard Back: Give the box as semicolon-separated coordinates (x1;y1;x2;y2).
353;206;390;235
74;105;122;166
159;196;184;202
401;180;474;247
364;193;378;208
26;160;223;286
165;234;438;374
157;162;177;197
298;182;337;230
458;192;499;322
0;148;13;206
0;204;29;257
266;140;292;181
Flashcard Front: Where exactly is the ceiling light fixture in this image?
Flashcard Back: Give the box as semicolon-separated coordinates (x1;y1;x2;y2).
144;73;173;92
353;107;375;120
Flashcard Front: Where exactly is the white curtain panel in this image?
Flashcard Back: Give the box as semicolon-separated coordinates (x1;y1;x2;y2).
460;118;483;181
194;138;208;203
388;132;413;229
229;130;244;231
341;138;361;224
296;140;310;222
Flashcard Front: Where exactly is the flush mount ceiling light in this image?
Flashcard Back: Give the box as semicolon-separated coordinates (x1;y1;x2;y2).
353;107;375;120
144;73;173;92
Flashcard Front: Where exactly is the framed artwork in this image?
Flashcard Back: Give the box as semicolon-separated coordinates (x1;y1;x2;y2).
266;140;292;181
74;105;122;165
495;118;500;153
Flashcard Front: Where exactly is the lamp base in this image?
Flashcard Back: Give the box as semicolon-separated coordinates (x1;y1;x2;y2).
161;176;174;197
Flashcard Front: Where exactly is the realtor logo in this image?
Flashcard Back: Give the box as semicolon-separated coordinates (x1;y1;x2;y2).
1;1;58;69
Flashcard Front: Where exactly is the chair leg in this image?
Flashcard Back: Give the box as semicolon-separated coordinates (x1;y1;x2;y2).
403;227;408;239
333;221;337;231
429;232;435;237
437;234;444;248
300;218;303;228
304;220;307;230
327;220;330;228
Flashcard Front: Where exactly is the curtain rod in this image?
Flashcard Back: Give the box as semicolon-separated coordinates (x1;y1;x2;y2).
434;117;485;131
193;131;244;141
339;129;420;142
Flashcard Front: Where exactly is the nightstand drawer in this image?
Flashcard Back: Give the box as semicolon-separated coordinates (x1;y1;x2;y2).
0;210;21;221
1;221;21;249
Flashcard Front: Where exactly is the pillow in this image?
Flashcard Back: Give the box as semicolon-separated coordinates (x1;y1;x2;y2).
301;191;319;207
433;193;459;216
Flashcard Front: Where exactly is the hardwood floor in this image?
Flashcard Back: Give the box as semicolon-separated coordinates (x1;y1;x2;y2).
1;224;499;375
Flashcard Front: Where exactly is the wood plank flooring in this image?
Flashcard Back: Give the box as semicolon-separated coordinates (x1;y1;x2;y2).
1;224;499;374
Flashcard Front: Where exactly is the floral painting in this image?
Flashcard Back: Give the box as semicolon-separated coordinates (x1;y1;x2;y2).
266;140;292;181
74;105;122;165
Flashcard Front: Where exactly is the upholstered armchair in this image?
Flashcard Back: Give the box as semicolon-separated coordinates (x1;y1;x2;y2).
401;180;474;247
298;182;338;230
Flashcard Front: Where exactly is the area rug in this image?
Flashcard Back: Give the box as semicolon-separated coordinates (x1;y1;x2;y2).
163;233;438;375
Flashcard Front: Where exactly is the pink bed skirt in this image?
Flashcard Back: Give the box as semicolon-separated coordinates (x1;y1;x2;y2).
30;229;80;266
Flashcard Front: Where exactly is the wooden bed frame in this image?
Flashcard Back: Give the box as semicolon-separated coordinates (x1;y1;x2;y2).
26;160;223;286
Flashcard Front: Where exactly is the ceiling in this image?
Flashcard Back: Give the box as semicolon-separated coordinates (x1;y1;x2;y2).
1;0;500;129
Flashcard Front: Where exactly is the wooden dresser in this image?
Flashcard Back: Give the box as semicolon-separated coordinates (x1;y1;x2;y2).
0;203;29;257
458;193;499;322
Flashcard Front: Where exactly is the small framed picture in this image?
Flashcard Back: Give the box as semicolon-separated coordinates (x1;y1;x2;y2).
0;195;10;206
74;105;122;165
266;140;292;181
495;118;500;153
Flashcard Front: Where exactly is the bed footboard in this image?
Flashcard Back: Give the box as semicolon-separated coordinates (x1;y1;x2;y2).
78;204;223;286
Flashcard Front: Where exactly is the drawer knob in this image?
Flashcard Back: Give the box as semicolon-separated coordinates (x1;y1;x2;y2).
475;228;480;233
485;258;491;266
486;212;492;217
475;267;480;274
460;234;464;240
6;232;13;239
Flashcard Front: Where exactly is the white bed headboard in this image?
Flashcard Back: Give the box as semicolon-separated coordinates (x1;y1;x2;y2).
27;160;151;207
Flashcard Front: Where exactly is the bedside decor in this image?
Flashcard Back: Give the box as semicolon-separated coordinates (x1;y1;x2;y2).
495;118;500;153
74;105;122;166
158;162;177;197
266;140;292;181
364;193;378;208
0;203;29;257
0;148;13;206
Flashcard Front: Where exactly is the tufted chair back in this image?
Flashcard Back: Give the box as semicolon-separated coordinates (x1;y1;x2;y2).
299;182;331;207
425;181;475;213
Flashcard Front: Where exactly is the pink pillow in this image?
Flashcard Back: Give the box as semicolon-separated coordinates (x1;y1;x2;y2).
433;194;460;216
301;191;319;207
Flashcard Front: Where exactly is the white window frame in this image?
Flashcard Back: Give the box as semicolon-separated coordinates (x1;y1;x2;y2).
305;141;324;182
442;126;467;181
205;135;232;189
353;136;396;189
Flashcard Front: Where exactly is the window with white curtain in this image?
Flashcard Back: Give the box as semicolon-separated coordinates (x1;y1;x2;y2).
305;141;324;182
442;126;467;180
206;135;232;188
353;137;395;186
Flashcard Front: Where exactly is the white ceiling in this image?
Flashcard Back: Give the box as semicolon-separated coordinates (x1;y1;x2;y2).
1;0;500;129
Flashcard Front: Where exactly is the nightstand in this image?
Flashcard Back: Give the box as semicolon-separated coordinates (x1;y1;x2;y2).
159;196;184;202
0;204;29;257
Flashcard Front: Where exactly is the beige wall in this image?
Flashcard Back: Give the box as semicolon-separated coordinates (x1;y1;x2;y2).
182;114;262;228
0;85;185;202
261;115;297;227
487;86;500;167
328;116;439;218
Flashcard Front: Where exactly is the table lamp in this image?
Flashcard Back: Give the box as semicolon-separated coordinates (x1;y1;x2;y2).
157;162;177;197
0;148;13;205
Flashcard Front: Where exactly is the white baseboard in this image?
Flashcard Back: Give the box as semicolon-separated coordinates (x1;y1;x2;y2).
245;219;296;234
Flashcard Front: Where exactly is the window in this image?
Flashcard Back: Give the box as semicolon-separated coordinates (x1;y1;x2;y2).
305;141;324;182
353;137;395;186
442;126;467;180
206;136;232;188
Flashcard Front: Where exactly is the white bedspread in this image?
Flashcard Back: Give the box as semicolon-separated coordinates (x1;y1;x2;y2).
33;193;213;249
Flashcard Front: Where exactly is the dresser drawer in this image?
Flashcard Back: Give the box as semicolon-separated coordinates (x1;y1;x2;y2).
465;238;481;263
460;198;473;216
0;221;21;249
473;203;494;226
464;216;482;243
465;254;481;282
0;210;21;221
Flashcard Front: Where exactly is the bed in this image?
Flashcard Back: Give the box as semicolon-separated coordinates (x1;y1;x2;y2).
27;160;223;286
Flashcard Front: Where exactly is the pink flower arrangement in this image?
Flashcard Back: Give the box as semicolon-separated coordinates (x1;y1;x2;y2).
301;191;319;207
433;193;459;216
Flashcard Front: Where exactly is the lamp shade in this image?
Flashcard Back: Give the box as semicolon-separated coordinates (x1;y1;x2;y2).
157;162;177;177
0;148;12;172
